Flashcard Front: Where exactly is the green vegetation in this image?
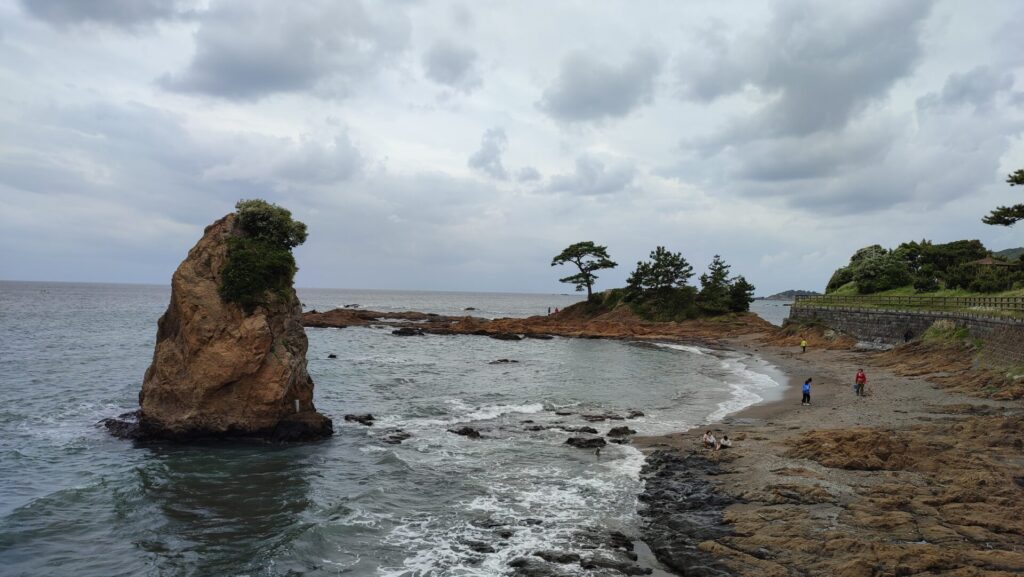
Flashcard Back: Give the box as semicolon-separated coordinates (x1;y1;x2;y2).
551;242;617;300
826;239;1024;295
550;244;756;321
982;168;1024;227
219;199;308;311
921;320;970;344
622;248;754;321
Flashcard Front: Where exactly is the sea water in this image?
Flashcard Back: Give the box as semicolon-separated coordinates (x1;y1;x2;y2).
0;282;785;576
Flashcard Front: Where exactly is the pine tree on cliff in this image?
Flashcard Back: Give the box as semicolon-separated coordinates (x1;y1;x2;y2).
698;255;732;314
982;169;1024;227
551;242;617;301
627;246;694;296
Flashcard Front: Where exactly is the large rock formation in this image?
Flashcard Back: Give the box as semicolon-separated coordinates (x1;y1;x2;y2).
126;213;332;441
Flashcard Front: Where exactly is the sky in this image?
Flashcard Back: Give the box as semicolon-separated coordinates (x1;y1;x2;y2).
1;0;1022;296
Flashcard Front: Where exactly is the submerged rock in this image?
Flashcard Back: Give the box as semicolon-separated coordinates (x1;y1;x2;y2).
381;430;412;444
533;550;581;564
344;413;375;426
392;327;425;336
565;437;607;449
132;213;332;442
490;332;523;341
449;426;482;438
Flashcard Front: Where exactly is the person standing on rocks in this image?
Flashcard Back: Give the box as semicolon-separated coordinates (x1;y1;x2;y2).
855;369;868;397
801;378;812;405
800;338;808;353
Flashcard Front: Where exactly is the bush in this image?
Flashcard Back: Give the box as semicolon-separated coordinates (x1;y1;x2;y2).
629;286;699;321
235;199;308;248
219;199;307;310
968;267;1015;293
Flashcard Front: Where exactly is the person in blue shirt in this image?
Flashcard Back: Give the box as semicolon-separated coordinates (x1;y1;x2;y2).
801;378;812;405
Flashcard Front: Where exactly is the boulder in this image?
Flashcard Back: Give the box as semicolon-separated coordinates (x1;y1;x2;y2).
133;214;332;441
392;327;425;336
607;426;637;437
561;426;599;434
533;550;581;564
565;437;607;449
382;429;412;444
344;413;375;426
449;426;482;438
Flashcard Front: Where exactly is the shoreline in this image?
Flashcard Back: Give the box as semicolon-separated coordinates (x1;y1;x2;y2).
304;305;1024;574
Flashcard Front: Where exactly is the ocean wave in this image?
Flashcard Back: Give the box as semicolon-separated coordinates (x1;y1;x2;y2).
705;358;783;423
652;342;710;356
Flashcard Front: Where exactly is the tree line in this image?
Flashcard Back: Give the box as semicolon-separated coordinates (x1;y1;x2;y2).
551;242;755;318
824;170;1024;296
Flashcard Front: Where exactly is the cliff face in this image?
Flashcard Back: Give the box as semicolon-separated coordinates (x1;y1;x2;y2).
135;213;332;441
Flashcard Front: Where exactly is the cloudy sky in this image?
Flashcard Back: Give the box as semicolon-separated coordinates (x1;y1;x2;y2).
1;0;1022;295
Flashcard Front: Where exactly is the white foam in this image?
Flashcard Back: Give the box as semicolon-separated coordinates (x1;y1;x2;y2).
653;342;709;356
379;453;644;576
706;357;783;423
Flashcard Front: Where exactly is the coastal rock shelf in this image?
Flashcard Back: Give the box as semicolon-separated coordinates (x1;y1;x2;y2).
639;451;736;577
301;306;775;343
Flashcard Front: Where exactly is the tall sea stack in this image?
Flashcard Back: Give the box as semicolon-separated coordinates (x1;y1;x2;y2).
129;204;332;441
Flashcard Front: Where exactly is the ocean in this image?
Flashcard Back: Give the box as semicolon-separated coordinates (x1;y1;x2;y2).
0;282;786;576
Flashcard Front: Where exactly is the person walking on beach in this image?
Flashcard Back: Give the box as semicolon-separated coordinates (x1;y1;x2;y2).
801;378;812;405
854;369;867;397
800;339;808;353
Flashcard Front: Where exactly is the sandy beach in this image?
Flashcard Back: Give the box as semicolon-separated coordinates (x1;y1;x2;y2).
635;334;1024;576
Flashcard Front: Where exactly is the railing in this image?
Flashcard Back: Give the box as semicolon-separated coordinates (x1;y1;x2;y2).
793;294;1024;315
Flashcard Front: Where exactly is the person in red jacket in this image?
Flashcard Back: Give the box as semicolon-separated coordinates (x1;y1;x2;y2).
854;369;868;397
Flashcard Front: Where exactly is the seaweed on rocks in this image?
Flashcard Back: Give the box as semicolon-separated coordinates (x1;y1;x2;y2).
639;450;736;577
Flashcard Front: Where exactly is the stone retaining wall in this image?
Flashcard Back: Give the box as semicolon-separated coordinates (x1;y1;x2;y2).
787;307;1024;368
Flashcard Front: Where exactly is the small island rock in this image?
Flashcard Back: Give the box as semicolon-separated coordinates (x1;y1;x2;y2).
133;211;332;441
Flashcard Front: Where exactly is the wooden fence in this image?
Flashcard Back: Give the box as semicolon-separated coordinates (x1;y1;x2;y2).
793;294;1024;315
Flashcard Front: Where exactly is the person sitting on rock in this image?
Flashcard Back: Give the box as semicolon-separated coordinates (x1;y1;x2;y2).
702;430;717;449
715;435;732;450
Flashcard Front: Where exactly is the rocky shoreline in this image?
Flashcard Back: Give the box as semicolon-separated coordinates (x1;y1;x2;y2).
308;304;1023;575
635;336;1024;576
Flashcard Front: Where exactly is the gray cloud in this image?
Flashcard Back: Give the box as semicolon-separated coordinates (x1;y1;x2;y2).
204;130;363;188
678;0;932;138
539;50;661;122
19;0;192;28
423;39;479;91
160;0;409;100
917;66;1017;113
548;155;636;195
467;127;508;179
516;166;541;182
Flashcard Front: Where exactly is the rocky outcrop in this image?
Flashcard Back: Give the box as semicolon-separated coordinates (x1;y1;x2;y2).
124;214;332;441
639;451;735;576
